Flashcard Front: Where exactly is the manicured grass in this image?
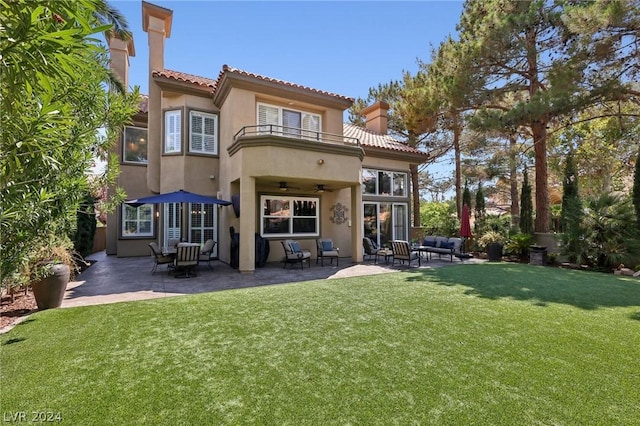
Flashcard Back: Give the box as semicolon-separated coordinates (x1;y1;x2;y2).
2;263;639;424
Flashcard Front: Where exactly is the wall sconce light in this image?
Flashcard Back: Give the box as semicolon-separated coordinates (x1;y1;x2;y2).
317;159;325;165
209;175;215;180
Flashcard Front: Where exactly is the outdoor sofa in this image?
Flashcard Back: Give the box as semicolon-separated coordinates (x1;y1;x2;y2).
421;236;463;262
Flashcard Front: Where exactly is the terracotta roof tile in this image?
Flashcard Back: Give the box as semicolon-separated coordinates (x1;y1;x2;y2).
343;123;428;157
219;65;354;102
153;69;217;91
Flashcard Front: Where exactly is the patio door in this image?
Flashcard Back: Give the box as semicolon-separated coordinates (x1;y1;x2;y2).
363;202;408;248
189;203;218;257
163;202;181;247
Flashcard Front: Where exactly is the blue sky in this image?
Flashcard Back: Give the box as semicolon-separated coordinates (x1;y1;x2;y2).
112;0;463;101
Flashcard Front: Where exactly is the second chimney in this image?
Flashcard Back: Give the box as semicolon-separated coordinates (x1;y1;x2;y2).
361;101;389;135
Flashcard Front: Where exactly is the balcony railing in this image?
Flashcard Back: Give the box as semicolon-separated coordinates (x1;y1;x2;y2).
234;125;360;147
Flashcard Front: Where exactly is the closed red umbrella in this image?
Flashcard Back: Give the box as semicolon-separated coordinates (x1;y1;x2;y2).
460;204;472;254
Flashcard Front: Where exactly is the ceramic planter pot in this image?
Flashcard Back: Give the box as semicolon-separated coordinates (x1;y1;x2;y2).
486;242;503;262
32;263;70;310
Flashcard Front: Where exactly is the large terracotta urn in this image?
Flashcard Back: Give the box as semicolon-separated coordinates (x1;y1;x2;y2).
32;263;70;310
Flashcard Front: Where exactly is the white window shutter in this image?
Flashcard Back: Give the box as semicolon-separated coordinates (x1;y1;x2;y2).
258;104;279;134
204;116;216;153
165;110;181;153
302;113;320;139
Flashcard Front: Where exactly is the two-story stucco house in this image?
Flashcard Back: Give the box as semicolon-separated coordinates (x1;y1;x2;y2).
105;1;428;273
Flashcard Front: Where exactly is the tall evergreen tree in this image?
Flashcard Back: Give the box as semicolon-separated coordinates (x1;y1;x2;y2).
475;181;486;228
462;180;472;208
560;151;583;263
519;168;533;235
633;147;640;232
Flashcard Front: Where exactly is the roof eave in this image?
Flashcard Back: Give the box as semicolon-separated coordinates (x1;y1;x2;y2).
153;74;215;97
213;70;353;110
362;146;429;164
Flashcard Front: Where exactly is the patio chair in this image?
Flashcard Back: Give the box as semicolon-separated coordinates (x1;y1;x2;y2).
174;243;200;278
362;237;380;263
149;242;174;273
281;240;311;270
198;239;217;270
391;240;420;267
316;238;339;266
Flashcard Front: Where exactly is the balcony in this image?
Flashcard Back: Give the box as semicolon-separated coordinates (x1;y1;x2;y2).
234;125;360;147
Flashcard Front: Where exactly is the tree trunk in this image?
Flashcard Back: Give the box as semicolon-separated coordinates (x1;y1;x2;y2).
509;134;520;227
453;115;462;219
532;120;550;232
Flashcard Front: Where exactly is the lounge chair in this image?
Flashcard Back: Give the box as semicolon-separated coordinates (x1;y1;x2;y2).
391;240;420;267
149;242;174;273
362;237;380;263
281;240;311;270
174;243;200;278
198;239;217;270
316;238;339;266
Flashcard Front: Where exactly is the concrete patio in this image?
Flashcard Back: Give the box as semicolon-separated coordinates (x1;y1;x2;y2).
62;250;485;308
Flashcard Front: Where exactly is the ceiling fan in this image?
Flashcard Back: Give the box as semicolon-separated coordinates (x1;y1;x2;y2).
277;181;300;192
315;184;333;193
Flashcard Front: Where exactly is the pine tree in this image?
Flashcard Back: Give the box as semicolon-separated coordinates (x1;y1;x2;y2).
519;169;533;235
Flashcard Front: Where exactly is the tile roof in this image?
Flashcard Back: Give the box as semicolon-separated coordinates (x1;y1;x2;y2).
152;69;217;91
343;123;428;157
218;65;354;103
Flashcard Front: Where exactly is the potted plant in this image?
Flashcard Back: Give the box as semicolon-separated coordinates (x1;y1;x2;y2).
28;235;80;310
479;230;505;262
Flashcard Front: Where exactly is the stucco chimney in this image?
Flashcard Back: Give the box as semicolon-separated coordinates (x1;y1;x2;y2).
142;1;173;193
107;36;135;88
361;101;389;135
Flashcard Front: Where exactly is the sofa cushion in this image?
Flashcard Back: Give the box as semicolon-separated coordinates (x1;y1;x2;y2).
440;241;455;250
423;239;437;247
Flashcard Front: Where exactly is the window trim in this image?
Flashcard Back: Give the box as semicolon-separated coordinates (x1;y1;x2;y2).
163;108;183;154
121;204;155;238
122;125;148;165
188;109;219;155
362;168;408;197
260;195;320;238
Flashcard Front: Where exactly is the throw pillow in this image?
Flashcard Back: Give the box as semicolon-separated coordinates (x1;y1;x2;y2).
290;241;301;253
423;240;437;247
322;241;333;251
440;241;455;250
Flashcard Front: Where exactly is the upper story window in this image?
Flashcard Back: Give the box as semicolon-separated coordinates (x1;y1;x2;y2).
257;103;321;139
123;126;148;164
261;195;319;237
122;204;154;237
189;111;218;155
362;169;407;197
164;110;182;153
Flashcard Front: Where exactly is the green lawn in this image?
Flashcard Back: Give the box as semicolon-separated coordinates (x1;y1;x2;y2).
2;263;639;425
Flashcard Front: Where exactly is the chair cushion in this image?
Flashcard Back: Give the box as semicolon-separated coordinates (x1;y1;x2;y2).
290;241;302;253
422;239;437;247
440;241;455;250
321;241;333;251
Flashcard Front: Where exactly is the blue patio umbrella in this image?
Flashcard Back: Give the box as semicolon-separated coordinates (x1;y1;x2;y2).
126;190;232;242
125;189;232;207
